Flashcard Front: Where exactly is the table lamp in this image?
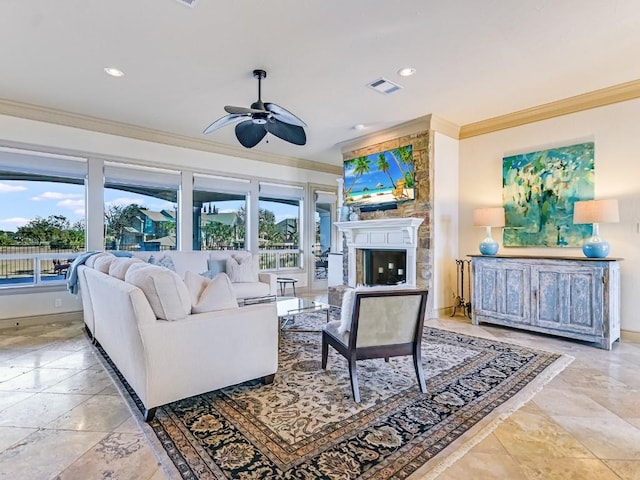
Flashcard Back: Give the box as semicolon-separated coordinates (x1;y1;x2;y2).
473;207;505;255
573;199;619;258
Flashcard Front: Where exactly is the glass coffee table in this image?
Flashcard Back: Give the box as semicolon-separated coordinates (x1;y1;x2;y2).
277;297;331;332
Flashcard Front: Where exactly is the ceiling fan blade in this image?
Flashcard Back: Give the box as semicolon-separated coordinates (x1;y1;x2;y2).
235;120;268;148
265;118;307;146
203;113;247;134
264;102;307;127
224;105;266;115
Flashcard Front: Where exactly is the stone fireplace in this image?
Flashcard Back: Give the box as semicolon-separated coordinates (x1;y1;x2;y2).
327;120;434;309
335;218;424;287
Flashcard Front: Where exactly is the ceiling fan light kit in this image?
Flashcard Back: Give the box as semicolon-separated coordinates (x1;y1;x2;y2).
203;69;307;148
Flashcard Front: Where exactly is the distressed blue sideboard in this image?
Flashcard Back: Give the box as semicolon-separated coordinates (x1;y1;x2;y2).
470;255;621;350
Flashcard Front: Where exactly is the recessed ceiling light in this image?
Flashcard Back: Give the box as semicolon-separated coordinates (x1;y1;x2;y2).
397;67;416;77
103;67;124;78
353;124;366;131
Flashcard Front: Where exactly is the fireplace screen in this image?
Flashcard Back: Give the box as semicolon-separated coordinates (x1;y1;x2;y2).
358;249;407;286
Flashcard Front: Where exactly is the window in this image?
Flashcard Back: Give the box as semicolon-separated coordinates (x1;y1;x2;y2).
104;163;180;252
193;174;249;251
313;191;336;279
258;182;304;270
0;149;86;287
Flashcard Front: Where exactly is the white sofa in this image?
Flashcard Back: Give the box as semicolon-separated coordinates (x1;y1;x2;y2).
130;250;277;300
77;255;279;421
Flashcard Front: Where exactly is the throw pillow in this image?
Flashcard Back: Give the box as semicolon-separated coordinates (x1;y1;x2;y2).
156;254;177;272
125;265;191;321
126;262;153;276
337;288;355;335
85;252;112;269
93;254;117;274
226;253;258;283
184;271;238;313
108;257;144;280
207;258;227;275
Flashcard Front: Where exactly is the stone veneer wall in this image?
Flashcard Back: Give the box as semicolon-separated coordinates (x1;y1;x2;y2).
341;130;432;291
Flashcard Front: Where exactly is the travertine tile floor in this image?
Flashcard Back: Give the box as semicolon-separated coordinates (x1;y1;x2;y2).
0;303;638;479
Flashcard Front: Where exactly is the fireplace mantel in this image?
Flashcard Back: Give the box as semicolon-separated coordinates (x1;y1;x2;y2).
335;218;424;287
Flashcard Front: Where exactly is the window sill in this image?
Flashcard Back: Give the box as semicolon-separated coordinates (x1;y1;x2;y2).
0;283;69;296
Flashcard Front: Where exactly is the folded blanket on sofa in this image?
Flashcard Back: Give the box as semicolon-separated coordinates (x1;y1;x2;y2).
66;251;100;295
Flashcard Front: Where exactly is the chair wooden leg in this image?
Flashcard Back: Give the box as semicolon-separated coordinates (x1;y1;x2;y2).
413;349;427;393
348;355;360;403
384;357;390;362
262;373;275;385
321;334;328;369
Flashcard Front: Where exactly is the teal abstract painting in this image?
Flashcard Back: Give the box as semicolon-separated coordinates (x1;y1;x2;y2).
502;142;594;247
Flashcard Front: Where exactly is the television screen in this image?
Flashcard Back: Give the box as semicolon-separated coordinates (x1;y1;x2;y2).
344;144;414;209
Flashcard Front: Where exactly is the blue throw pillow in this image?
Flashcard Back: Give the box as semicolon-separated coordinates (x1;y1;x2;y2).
157;254;176;272
207;259;227;275
147;255;156;264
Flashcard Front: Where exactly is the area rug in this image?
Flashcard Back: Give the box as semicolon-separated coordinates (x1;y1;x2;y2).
97;311;571;480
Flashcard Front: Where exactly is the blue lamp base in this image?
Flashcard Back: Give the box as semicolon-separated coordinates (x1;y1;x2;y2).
582;240;610;258
479;239;499;256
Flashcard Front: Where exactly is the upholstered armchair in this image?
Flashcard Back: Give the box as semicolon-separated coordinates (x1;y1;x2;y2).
321;289;429;402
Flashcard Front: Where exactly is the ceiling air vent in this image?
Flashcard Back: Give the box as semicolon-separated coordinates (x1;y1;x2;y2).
367;77;402;95
175;0;198;7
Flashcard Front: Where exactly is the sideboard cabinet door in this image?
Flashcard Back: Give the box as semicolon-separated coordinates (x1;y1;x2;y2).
473;258;530;326
531;264;603;337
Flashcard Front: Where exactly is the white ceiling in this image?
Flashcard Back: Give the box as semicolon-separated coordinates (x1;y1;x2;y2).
1;0;639;166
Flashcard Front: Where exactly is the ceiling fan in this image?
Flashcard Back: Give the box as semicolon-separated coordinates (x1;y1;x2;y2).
203;69;307;148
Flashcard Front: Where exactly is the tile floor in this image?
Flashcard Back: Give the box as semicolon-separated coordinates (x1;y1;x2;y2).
0;305;639;479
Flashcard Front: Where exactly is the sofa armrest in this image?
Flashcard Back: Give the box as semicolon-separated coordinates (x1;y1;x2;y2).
258;272;277;296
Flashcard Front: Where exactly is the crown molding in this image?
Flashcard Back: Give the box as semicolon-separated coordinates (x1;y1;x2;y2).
0;97;342;175
460;78;640;139
429;114;460;139
339;115;432;154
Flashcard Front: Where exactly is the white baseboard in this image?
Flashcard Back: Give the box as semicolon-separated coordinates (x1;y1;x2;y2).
0;311;83;330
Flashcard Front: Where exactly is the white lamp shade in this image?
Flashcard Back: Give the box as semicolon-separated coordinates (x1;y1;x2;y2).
473;207;505;227
573;199;619;224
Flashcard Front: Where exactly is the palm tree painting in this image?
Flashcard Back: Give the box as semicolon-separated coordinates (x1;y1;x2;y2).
502;142;594;247
344;145;414;206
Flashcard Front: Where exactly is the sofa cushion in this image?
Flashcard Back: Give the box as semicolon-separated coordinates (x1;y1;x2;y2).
232;281;271;300
86;252;113;269
108;257;145;280
226;253;259;283
125;265;191;321
338;287;355;335
93;254;117;274
183;271;238;313
155;252;208;279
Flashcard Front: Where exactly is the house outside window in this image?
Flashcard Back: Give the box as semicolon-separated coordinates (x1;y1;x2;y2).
193;174;249;251
104;162;179;251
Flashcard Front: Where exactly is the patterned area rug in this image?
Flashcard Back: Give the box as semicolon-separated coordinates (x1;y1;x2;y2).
98;311;568;480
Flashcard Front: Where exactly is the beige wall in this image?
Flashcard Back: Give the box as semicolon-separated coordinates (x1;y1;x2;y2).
459;98;640;333
432;132;459;315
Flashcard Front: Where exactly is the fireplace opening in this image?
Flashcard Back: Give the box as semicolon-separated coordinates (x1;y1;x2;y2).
360;249;407;286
